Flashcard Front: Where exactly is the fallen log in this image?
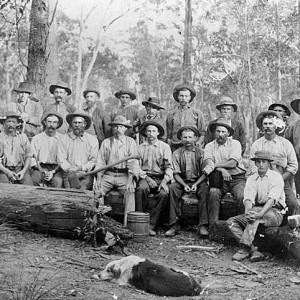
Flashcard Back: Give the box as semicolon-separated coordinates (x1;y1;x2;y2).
0;183;133;240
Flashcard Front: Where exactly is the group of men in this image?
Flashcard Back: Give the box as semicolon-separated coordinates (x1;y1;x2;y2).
1;80;300;263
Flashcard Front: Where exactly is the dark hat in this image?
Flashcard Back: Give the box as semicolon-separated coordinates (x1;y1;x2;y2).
0;111;22;124
250;150;273;162
173;83;196;102
142;97;165;110
216;96;238;112
66;110;91;130
108;115;132;128
139;121;165;138
41;111;63;129
13;82;33;94
83;88;100;98
290;99;300;114
177;126;200;140
256;110;282;129
49;82;72;95
208;117;234;137
268;103;291;117
114;90;136;100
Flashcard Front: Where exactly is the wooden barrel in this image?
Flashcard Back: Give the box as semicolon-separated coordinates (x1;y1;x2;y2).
127;212;149;242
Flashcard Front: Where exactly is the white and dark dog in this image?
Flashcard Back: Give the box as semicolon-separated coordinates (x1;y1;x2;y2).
100;255;201;297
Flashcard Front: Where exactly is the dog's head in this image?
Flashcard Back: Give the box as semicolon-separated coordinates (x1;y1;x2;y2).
100;261;121;281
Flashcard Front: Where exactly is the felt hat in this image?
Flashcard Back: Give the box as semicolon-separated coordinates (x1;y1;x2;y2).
216;96;238;112
173;83;196;102
41;111;63;129
114;90;136;100
208;117;234;137
83;88;100;98
0;111;22;124
251;150;273;162
142;97;165;110
66;110;91;130
139;121;165;138
177;125;200;140
49;82;72;95
108;115;132;128
289;98;300;114
268;103;291;117
13;82;33;94
255;110;282;129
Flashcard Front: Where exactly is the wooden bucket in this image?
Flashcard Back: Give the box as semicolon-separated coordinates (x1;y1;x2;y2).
127;212;149;242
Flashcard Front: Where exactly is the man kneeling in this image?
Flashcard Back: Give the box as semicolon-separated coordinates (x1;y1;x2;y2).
227;151;286;262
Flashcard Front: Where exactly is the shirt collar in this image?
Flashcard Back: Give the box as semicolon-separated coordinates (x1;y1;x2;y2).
182;146;196;152
68;131;85;140
143;139;159;147
254;169;271;180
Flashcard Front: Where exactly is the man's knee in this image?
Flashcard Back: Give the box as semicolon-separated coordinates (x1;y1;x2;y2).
209;187;222;198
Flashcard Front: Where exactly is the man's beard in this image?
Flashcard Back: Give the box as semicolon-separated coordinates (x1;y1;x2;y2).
216;136;227;144
74;128;85;136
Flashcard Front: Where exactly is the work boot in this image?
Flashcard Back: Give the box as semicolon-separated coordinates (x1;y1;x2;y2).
165;224;178;237
149;225;156;236
232;245;251;261
198;225;209;237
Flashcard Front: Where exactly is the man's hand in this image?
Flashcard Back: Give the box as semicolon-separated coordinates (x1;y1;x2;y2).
126;180;135;193
16;170;25;181
145;176;157;188
68;166;81;173
184;184;191;192
190;183;198;192
220;168;232;181
158;179;169;193
5;169;18;181
245;210;262;222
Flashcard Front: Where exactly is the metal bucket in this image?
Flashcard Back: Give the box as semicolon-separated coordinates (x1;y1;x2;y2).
127;212;149;242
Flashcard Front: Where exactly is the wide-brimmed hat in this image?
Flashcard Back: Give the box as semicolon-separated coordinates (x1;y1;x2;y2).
268;103;291;117
216;96;238;112
173;83;196;102
177;126;200;140
250;150;273;162
142;97;165;110
114;90;136;100
0;111;22;124
108;115;132;128
41;111;63;129
290;99;300;114
49;82;72;95
13;82;33;94
208;117;234;137
66;110;91;130
83;88;100;98
256;110;282;129
139;121;165;138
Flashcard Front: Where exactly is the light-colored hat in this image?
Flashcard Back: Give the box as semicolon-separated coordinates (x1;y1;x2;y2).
139;121;165;138
66;110;92;130
255;110;282;129
177;126;200;140
250;150;273;162
49;82;72;95
142;97;165;110
114;90;136;100
216;96;238;112
208;117;234;137
173;83;196;102
0;111;22;124
13;82;33;94
41;111;63;129
108;115;132;128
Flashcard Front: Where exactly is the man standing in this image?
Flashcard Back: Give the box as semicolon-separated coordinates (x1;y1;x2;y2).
169;126;209;236
250;110;298;216
31;112;63;187
166;83;206;152
204;96;246;155
135;121;173;236
9;82;43;139
44;83;76;134
0;111;33;185
203;118;246;225
227;151;286;262
58;111;98;190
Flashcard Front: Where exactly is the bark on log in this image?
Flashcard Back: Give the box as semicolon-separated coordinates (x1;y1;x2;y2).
0;183;133;240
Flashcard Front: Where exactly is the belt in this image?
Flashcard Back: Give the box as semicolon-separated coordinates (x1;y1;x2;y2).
5;166;22;172
107;168;128;174
146;173;164;180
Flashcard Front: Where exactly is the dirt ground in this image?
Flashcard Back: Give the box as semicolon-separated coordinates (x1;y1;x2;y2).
1;226;300;300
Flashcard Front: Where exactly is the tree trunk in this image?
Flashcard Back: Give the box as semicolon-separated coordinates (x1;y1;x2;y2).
275;0;282;102
183;0;192;83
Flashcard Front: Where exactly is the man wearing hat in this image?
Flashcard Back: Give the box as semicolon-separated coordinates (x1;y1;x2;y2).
82;88;110;144
31;112;64;187
204;96;246;155
110;90;142;139
9;82;43;139
166;83;206;152
203;118;246;225
95;115;139;225
169;126;209;236
57;110;98;190
251;110;298;216
135;121;173;236
0;111;33;185
227;151;286;262
44;83;76;134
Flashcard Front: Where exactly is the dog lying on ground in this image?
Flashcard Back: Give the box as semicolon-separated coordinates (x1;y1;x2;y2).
99;255;201;297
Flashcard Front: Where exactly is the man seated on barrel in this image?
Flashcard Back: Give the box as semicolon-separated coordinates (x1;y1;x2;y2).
135;121;173;236
227;151;286;262
203;118;246;226
169;126;209;236
0;111;33;185
58;110;98;190
31;112;64;187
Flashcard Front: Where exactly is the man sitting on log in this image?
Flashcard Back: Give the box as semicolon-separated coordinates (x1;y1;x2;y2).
0;111;33;185
135;121;173;236
227;151;286;262
31;112;64;187
169;126;209;236
203;118;246;226
58;110;98;190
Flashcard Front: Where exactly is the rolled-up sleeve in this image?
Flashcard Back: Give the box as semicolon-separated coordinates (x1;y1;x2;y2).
268;173;285;205
172;150;181;175
286;142;298;175
57;138;71;171
229;140;242;163
243;176;257;205
81;135;98;172
203;143;215;175
163;144;173;181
